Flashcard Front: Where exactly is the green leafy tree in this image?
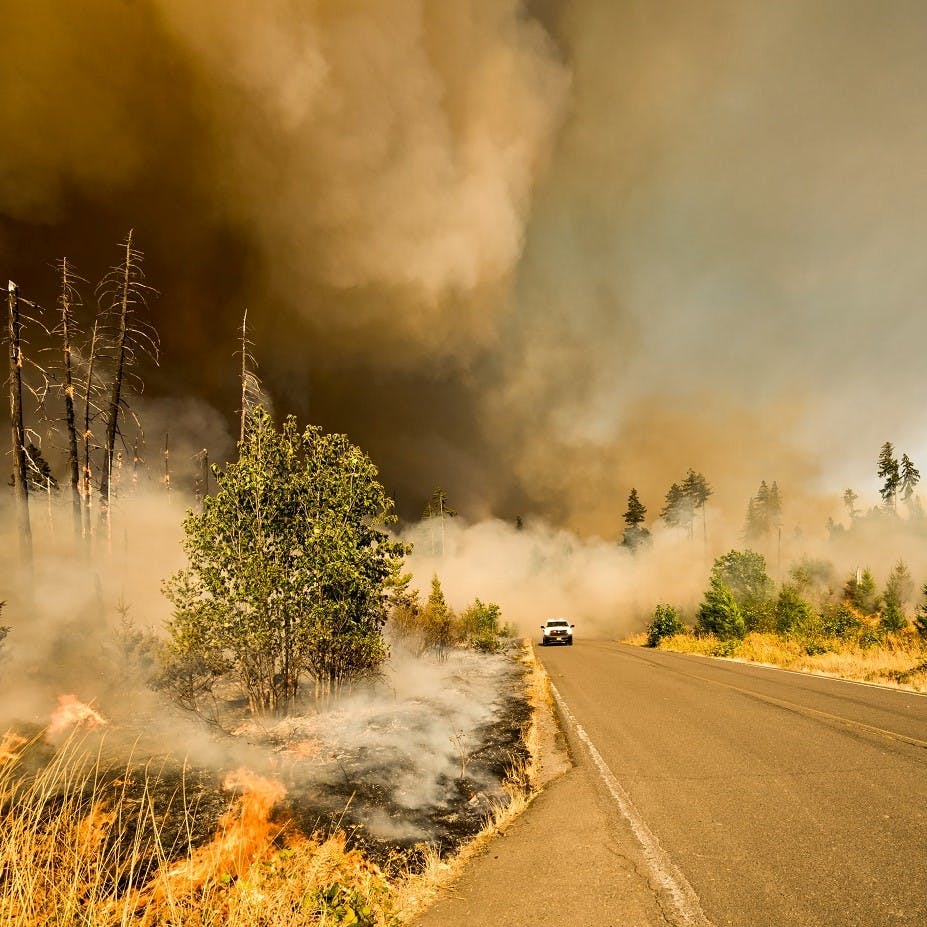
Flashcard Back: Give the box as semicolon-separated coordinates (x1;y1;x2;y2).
710;549;774;631
647;604;685;647
161;408;406;715
877;442;901;511
621;488;651;550
459;598;507;653
789;557;835;597
697;575;745;640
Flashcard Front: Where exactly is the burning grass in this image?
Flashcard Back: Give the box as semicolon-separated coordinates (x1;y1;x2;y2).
0;731;403;926
0;648;542;926
634;630;927;692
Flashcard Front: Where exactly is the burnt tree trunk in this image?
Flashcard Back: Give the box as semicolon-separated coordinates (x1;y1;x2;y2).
82;321;98;539
59;259;83;543
7;281;33;569
99;232;133;518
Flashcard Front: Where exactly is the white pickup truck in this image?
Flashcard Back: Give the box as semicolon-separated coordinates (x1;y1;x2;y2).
540;618;574;646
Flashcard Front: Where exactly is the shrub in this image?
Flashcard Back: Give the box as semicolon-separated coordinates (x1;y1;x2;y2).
646;605;685;647
459;599;508;653
818;602;863;639
709;550;774;632
774;585;816;635
697;575;745;640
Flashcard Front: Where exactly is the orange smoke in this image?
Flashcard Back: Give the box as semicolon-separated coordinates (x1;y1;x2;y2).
48;695;108;735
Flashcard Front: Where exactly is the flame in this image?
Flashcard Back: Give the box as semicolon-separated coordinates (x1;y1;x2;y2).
0;731;26;766
48;695;108;735
152;768;287;899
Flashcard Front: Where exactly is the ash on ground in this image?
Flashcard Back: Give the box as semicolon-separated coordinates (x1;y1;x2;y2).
256;648;532;866
3;648;532;873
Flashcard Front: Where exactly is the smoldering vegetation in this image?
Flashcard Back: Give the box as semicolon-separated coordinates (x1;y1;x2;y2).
0;505;530;863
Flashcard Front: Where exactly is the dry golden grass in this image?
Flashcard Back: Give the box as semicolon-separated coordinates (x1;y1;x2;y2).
0;647;546;926
0;731;401;927
646;631;927;693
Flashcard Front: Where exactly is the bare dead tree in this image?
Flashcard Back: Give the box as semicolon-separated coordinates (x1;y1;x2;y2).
81;320;100;537
96;231;159;527
238;308;264;447
55;258;84;542
7;281;33;569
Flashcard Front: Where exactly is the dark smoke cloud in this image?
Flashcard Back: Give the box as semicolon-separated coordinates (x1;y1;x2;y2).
3;1;927;533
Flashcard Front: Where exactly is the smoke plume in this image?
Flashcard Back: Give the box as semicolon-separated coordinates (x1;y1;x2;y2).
4;2;927;533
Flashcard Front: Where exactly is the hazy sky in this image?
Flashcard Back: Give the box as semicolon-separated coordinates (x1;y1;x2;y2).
3;0;926;534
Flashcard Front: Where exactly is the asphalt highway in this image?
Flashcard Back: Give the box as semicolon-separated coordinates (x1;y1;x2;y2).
540;641;927;926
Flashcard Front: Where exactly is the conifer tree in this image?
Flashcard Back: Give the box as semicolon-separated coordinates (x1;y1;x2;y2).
842;488;860;521
621;487;650;549
697;574;745;640
900;454;920;509
877;442;901;511
914;584;927;638
881;560;914;632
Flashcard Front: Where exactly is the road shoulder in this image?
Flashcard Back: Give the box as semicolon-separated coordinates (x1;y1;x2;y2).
411;652;669;927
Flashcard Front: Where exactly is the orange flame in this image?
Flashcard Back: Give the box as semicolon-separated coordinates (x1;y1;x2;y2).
48;694;108;735
153;768;287;899
0;730;26;766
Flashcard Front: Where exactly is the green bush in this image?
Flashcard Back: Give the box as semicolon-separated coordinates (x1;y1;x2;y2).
774;585;816;634
818;602;863;639
646;604;685;647
706;550;773;633
459;598;508;653
710;638;739;657
697;575;746;640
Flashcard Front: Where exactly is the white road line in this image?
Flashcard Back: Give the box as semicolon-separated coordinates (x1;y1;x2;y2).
550;682;714;927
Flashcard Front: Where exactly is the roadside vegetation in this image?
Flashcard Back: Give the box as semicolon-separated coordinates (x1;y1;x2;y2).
637;550;927;692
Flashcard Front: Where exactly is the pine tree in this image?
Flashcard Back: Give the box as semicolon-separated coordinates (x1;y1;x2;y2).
842;488;860;521
661;472;710;540
881;560;914;632
900;454;920;508
914;584;927;638
682;469;712;542
621;488;650;549
877;442;901;511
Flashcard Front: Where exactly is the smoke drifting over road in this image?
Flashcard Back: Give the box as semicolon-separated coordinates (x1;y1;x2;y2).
4;1;927;532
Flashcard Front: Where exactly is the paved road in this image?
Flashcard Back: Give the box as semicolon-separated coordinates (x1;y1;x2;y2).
416;641;927;927
542;641;927;926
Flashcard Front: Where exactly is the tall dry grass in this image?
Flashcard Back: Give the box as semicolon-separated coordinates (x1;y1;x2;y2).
0;646;546;926
0;730;400;927
641;631;927;692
